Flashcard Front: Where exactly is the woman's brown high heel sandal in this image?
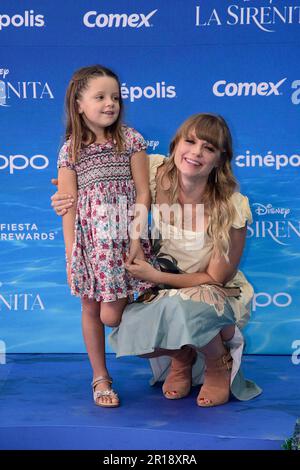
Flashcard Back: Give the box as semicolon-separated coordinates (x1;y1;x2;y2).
197;351;232;407
163;347;197;400
92;376;120;408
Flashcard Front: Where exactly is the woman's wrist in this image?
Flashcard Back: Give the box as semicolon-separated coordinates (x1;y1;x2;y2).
150;266;163;284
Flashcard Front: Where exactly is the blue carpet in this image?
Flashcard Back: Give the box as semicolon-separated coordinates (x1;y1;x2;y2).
0;354;298;450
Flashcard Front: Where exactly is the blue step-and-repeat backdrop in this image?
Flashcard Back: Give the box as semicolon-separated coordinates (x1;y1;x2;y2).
0;0;299;355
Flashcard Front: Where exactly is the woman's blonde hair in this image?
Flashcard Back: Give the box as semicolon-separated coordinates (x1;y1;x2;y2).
159;113;238;259
64;64;124;162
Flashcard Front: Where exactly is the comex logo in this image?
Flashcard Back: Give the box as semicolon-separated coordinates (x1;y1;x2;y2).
83;9;157;28
0;153;49;174
213;78;287;97
0;10;45;30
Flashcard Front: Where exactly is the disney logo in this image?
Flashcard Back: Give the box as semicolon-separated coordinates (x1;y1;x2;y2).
253;203;290;218
0;68;9;79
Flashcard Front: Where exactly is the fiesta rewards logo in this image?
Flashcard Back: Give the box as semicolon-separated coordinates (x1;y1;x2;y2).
0;10;45;30
83;9;157;28
0;224;56;241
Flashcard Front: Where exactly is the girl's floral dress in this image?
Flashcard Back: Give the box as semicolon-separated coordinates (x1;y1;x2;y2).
57;126;154;302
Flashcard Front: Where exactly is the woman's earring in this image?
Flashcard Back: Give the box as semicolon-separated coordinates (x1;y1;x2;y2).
215;168;218;184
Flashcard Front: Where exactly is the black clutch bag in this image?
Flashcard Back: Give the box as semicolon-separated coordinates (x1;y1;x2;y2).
156;253;181;274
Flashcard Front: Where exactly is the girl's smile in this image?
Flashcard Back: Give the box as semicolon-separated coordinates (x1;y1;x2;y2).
77;76;120;138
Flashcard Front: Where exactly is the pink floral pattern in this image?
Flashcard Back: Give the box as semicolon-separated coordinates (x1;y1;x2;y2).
57;126;154;302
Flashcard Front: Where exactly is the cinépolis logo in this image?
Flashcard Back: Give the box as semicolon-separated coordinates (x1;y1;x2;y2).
195;0;300;33
121;81;176;102
0;10;45;31
0;68;54;108
234;150;300;170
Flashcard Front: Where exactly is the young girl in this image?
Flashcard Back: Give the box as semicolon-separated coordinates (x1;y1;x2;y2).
57;64;154;408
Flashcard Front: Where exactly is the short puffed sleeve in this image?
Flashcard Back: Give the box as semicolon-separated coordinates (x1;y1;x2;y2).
231;192;253;228
123;126;147;154
147;154;166;204
57;141;76;171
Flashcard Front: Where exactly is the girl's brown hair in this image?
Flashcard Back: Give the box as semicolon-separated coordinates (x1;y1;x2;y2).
64;64;124;162
159;113;238;258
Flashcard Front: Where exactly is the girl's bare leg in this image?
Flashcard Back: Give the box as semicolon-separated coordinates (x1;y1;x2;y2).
81;297;119;406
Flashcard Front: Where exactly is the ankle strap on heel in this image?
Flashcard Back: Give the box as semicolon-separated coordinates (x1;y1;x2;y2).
92;375;113;389
221;353;232;370
206;352;232;372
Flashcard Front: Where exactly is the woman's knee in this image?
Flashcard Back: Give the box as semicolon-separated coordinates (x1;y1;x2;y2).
221;325;235;342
